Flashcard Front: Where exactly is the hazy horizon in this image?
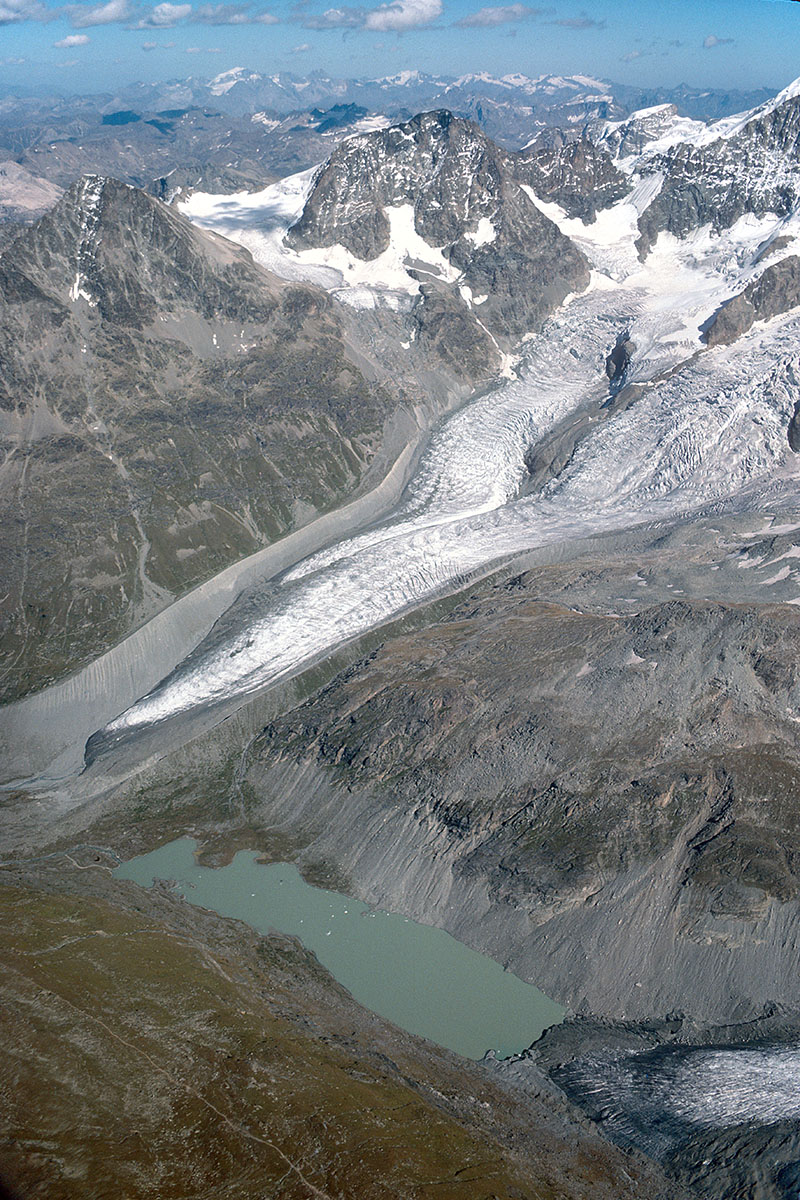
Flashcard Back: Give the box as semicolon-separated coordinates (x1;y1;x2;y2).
0;0;796;98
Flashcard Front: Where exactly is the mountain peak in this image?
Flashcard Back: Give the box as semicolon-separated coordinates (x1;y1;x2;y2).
286;109;500;261
285;109;588;348
2;174;286;327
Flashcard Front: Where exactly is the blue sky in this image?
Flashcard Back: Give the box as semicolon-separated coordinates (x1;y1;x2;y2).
0;0;798;95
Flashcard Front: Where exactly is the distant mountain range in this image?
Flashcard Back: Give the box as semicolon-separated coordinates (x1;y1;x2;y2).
0;70;776;222
136;67;777;130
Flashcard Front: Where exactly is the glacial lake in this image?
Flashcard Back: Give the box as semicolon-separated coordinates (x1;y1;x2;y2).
114;837;564;1060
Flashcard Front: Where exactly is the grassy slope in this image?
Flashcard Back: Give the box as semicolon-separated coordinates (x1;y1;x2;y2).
0;877;683;1200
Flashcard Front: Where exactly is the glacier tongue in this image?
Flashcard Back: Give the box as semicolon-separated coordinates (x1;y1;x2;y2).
93;284;800;749
86;131;800;756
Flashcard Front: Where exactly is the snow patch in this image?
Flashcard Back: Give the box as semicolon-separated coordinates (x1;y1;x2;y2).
761;565;792;586
465;216;496;247
182;174;460;307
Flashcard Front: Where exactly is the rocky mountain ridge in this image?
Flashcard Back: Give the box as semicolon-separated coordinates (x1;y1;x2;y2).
0;176;409;700
631;80;800;253
0;72;775;227
287;109;592;347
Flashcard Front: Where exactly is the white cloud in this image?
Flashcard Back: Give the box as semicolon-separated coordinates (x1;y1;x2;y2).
303;0;438;28
193;3;244;19
292;39;309;49
0;0;48;22
70;0;132;25
365;0;440;30
54;31;90;43
703;33;733;48
191;3;279;20
193;2;245;18
302;6;361;26
456;3;541;26
137;1;191;24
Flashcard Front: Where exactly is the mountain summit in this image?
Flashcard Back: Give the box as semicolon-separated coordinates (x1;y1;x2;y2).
288;110;591;347
634;76;800;253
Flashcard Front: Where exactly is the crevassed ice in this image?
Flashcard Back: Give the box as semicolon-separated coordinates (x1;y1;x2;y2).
98;295;798;742
96;171;800;745
665;1046;800;1127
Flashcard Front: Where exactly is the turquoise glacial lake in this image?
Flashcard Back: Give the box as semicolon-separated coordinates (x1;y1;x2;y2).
114;836;564;1060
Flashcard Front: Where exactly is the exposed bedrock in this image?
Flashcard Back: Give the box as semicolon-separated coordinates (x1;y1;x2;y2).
604;331;635;382
635;87;800;255
241;573;800;1027
704;255;800;348
286;110;590;346
511;136;628;222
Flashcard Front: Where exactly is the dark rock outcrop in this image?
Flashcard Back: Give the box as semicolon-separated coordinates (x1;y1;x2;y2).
605;331;636;381
704;255;800;347
287;110;590;347
513;136;628;221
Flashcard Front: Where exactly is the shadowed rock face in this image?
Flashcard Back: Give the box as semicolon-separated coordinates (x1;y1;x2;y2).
286;110;590;347
705;256;800;348
605;332;635;381
636;92;800;255
0;176;396;701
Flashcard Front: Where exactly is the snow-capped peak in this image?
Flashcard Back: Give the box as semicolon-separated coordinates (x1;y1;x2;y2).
209;67;257;96
375;70;423;87
685;73;800;148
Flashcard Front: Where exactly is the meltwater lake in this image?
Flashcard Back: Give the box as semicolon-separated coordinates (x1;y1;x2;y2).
115;837;564;1060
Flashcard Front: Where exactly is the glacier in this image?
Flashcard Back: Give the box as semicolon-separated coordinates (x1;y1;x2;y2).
0;91;776;768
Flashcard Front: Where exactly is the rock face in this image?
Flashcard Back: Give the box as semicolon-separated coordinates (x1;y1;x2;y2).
600;103;689;158
245;568;800;1029
513;137;628;221
287;110;590;347
0;176;397;700
288;111;505;259
605;331;636;381
704;255;800;347
636;84;800;254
